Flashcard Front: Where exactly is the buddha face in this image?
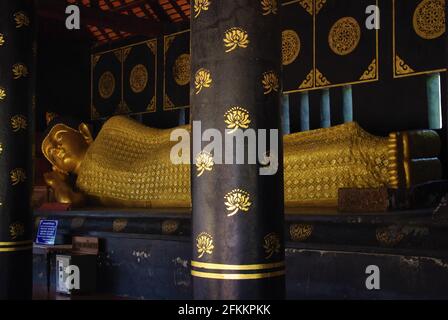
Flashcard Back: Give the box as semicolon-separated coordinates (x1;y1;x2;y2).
42;123;93;174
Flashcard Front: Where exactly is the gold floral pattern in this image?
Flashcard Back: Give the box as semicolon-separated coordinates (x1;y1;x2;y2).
224;27;249;53
194;68;212;94
282;30;301;66
376;226;405;247
99;71;116;99
162;220;180;235
113;219;128;232
14;11;30;28
12;63;29;79
263;233;281;259
9;222;25;240
11;115;27;132
10;168;26;186
0;143;3;155
261;0;278;15
224;107;251;133
196;151;214;177
328;17;361;56
262;71;279;95
413;0;445;40
290;224;313;241
130;64;148;93
395;55;415;75
0;33;5;46
224;189;252;217
359;59;377;81
194;0;211;19
0;87;6;101
173;54;191;86
197;232;214;258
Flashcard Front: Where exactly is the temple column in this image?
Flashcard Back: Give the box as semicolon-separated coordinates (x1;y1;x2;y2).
0;0;35;299
190;0;285;299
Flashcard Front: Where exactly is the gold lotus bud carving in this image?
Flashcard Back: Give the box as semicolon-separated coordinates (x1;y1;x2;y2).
195;151;214;177
10;222;25;240
194;0;211;19
261;0;278;15
14;11;30;28
263;232;281;259
197;232;214;258
11;115;28;132
194;68;212;94
262;71;279;95
224;107;251;134
13;63;29;80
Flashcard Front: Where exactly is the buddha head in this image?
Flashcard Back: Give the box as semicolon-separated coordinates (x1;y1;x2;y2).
42;117;94;175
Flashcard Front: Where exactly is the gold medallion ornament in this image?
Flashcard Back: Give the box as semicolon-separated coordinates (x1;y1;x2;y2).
195;151;214;177
224;107;251;134
112;219;128;232
194;68;212;94
282;30;301;66
14;11;30;28
0;34;5;46
11;115;27;132
130;64;148;94
194;0;211;19
261;0;278;15
197;232;214;258
224;189;252;217
376;226;405;247
162;220;180;235
290;224;313;241
328;17;361;56
224;28;249;53
10;168;26;186
262;71;279;95
0;87;6;101
12;63;29;79
9;222;25;240
413;0;445;40
263;233;281;259
173;53;191;86
99;71;116;99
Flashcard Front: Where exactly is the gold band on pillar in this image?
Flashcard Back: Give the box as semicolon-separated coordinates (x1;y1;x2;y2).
191;260;285;271
0;240;33;253
191;270;286;280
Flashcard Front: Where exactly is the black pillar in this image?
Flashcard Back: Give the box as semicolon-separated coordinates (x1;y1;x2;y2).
0;0;35;299
191;0;285;299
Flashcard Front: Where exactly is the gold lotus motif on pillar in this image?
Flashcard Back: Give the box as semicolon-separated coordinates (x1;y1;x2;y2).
194;68;212;94
14;11;30;28
195;151;214;177
224;107;251;134
263;233;281;259
197;232;214;258
0;88;6;101
194;0;211;19
262;71;279;95
13;63;29;79
0;34;5;46
11;115;27;132
261;0;278;15
9;222;25;240
10;168;26;186
224;28;249;53
224;189;252;217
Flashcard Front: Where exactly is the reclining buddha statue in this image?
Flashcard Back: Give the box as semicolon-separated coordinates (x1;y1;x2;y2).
42;115;441;209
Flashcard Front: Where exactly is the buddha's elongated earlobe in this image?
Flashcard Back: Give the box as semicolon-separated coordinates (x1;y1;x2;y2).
79;123;93;145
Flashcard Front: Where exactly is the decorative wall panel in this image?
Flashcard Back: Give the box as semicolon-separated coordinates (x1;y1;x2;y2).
91;39;157;120
393;0;446;78
164;30;190;110
282;0;379;94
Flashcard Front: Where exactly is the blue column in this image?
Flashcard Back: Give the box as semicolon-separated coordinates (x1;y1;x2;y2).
342;85;353;123
320;89;331;128
179;108;186;126
281;94;290;135
427;73;442;129
300;91;310;131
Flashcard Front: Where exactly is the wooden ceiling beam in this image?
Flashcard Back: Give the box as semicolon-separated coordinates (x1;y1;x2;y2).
36;0;163;38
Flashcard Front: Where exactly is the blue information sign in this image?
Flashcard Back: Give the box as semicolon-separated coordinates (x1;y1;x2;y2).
36;220;58;245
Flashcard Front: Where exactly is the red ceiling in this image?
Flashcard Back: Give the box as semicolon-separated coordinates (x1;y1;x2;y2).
66;0;190;43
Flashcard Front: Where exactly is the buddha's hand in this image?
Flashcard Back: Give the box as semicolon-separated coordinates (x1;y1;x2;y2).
43;171;85;207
